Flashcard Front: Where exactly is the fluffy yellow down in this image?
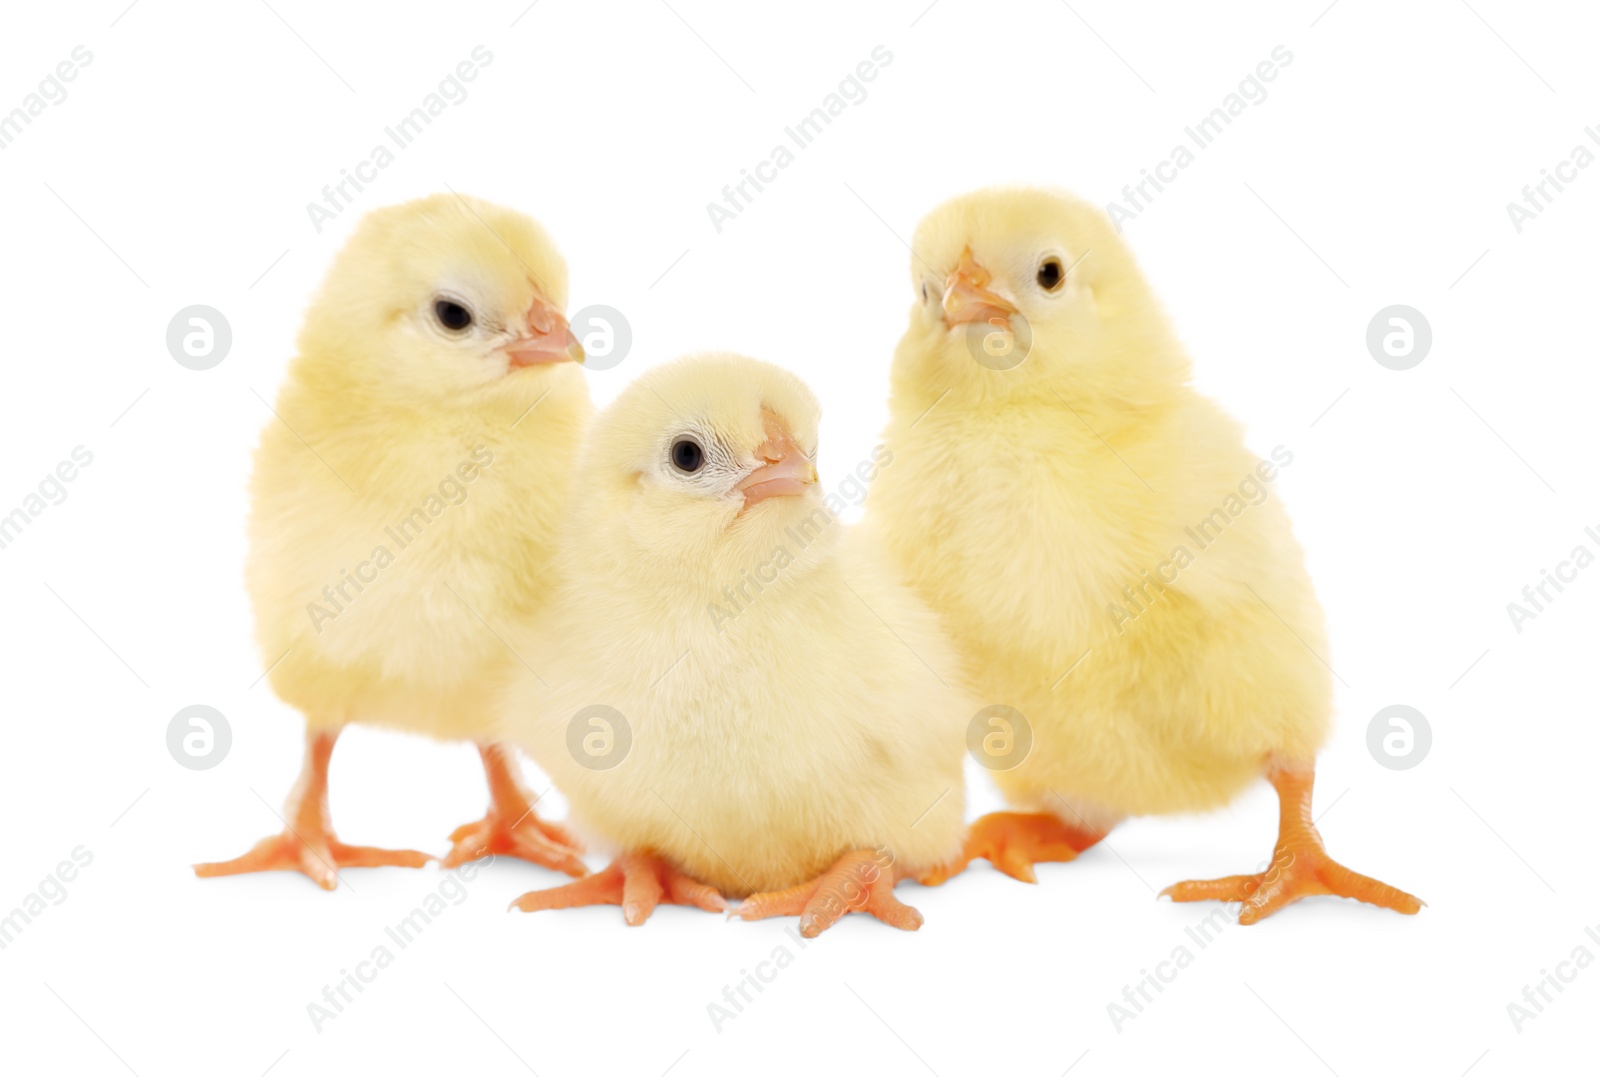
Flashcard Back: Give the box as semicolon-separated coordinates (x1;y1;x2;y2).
249;194;590;742
497;354;968;896
867;187;1331;820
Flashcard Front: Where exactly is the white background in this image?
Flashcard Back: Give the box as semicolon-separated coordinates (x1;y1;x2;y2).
0;1;1595;1074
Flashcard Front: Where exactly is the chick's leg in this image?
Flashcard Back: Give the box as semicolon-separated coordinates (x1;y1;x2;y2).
1161;759;1423;924
194;728;431;890
440;743;586;876
735;848;923;938
919;809;1114;886
509;851;727;925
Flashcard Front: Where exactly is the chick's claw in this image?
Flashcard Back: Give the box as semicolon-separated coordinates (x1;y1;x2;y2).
735;848;922;938
194;831;431;891
509;851;726;925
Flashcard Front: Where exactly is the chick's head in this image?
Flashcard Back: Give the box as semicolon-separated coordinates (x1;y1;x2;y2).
571;353;826;583
900;187;1185;402
299;193;584;402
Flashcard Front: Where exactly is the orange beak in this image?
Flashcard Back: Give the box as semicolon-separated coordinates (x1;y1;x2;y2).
941;247;1017;328
734;410;818;509
505;296;584;368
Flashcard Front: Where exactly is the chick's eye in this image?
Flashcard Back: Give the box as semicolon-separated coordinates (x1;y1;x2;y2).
433;298;474;332
1037;259;1064;292
669;438;705;474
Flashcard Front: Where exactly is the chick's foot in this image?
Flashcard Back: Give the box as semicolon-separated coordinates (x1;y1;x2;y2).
441;745;585;876
194;830;431;890
1160;762;1423;924
193;729;430;890
442;813;585;876
919;810;1111;886
735;848;920;938
509;851;727;925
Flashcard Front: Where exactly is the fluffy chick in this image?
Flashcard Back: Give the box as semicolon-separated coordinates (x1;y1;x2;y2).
498;354;967;936
196;193;591;889
867;187;1421;923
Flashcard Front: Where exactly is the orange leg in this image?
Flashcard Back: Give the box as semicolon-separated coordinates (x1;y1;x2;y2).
194;728;431;890
1162;761;1424;924
919;810;1112;886
509;851;726;925
441;743;586;877
735;848;922;938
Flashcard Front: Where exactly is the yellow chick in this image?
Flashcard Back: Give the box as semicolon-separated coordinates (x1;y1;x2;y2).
196;194;591;889
497;354;967;936
867;188;1421;923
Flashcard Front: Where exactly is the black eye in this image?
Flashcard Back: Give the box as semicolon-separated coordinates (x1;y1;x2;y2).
434;298;473;332
921;282;929;302
1037;259;1064;292
670;438;705;474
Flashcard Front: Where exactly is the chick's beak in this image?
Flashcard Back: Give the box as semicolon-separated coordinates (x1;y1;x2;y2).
734;411;818;509
942;247;1017;328
505;296;585;368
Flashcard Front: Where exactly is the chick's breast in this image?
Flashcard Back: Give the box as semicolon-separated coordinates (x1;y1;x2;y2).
507;533;968;897
874;394;1331;817
248;374;589;740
